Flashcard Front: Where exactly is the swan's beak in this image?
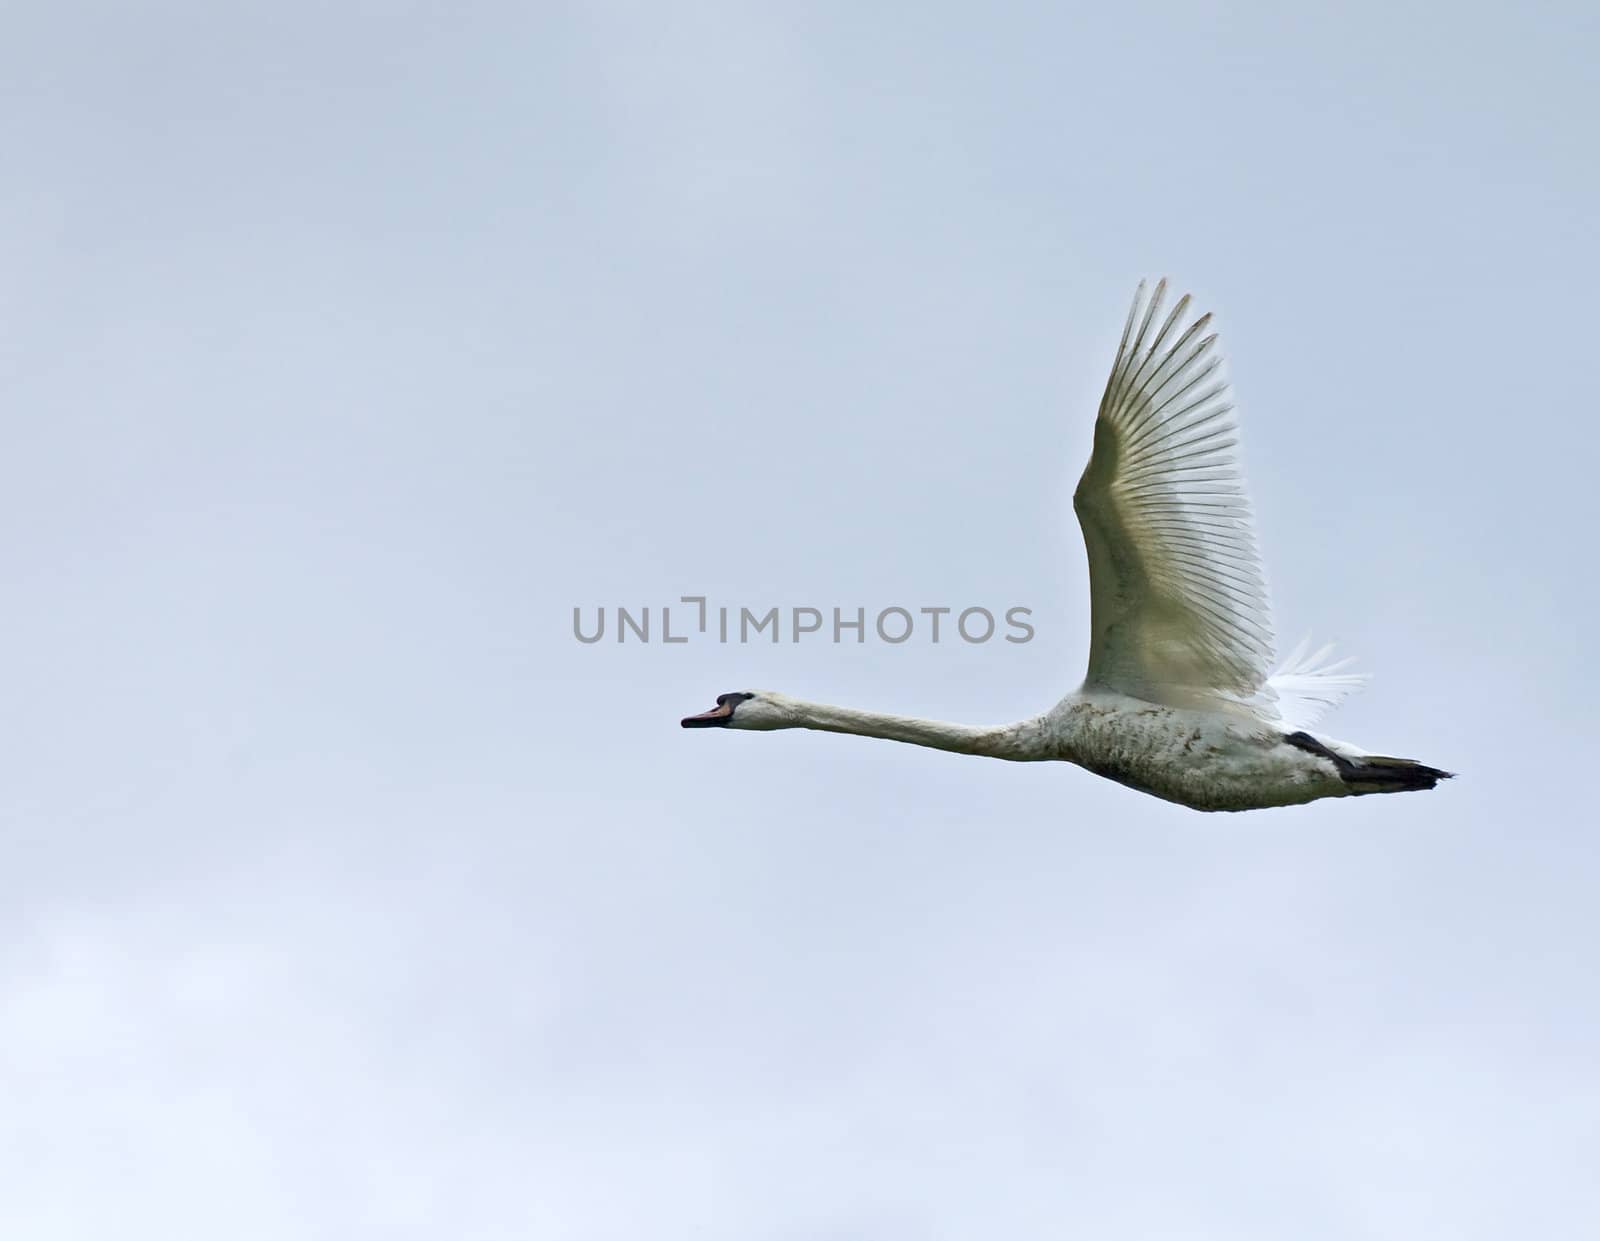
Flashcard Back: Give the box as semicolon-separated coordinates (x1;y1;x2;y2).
681;701;735;728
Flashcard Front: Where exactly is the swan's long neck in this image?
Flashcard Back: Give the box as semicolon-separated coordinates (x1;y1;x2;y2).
774;698;1049;761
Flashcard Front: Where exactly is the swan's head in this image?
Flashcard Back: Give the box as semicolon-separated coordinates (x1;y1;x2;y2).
680;690;789;731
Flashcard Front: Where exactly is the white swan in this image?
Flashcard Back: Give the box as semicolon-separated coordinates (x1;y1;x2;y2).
682;280;1452;812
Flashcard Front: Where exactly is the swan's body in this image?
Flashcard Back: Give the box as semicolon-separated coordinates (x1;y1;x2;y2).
683;281;1452;812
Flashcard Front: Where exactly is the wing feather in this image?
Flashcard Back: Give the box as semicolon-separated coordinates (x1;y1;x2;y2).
1073;280;1277;706
1262;638;1370;730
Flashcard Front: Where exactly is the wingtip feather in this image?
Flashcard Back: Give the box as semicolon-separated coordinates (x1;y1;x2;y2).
1264;636;1370;730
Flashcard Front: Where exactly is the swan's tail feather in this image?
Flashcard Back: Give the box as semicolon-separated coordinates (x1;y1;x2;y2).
1284;731;1455;796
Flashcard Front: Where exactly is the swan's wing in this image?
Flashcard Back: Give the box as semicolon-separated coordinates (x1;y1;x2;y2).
1072;280;1277;706
1258;638;1369;731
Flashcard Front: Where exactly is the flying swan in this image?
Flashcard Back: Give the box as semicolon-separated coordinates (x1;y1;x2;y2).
682;280;1452;811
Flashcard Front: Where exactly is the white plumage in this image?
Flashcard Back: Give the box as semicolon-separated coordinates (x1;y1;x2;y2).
683;280;1451;812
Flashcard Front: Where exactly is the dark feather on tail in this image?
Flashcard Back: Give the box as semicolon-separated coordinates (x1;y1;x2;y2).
1283;731;1455;795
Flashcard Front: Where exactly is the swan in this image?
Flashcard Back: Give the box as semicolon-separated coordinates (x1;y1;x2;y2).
681;280;1452;812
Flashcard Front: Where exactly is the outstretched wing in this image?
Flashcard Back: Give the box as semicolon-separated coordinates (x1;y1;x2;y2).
1073;280;1277;708
1261;637;1369;731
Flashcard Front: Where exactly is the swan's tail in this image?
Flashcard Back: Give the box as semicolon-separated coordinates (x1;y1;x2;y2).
1284;731;1455;796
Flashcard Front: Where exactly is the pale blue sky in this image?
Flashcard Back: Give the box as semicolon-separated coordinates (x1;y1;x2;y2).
3;2;1598;1238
